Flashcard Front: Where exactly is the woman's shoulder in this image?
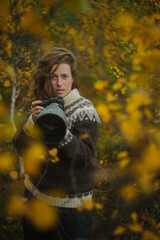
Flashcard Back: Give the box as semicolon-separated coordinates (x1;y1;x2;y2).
64;89;95;109
65;91;101;124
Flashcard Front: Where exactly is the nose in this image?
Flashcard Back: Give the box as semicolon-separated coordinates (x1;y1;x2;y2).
57;77;63;87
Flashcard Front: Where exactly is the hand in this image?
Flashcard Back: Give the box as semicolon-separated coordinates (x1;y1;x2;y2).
31;100;44;122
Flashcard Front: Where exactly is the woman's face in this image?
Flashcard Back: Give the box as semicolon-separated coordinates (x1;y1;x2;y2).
50;63;73;98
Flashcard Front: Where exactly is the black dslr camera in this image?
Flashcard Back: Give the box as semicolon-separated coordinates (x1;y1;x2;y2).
38;96;64;109
36;96;67;146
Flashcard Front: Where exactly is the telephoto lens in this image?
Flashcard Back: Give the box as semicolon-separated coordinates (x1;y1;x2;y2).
36;96;67;146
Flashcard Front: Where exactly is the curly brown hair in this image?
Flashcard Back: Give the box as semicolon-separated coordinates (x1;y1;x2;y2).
28;47;79;106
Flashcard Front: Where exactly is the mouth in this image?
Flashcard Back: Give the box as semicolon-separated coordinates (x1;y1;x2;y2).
55;89;65;94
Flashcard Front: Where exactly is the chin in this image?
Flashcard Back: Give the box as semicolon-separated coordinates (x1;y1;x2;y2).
55;93;65;98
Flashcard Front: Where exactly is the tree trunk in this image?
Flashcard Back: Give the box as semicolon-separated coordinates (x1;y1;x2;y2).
10;57;19;132
10;73;18;125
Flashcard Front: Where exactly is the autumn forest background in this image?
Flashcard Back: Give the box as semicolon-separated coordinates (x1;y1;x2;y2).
0;0;160;239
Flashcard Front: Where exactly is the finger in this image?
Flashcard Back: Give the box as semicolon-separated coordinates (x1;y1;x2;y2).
32;108;44;118
32;106;44;111
32;100;42;108
31;105;44;114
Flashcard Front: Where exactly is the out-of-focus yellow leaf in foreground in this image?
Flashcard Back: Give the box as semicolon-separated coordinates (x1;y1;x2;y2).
23;143;47;176
25;198;58;230
82;198;94;210
136;143;160;192
120;113;142;142
0;152;14;172
7;195;27;216
120;185;137;202
0;123;16;141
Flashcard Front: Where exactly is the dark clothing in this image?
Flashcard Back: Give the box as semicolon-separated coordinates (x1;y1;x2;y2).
23;208;92;240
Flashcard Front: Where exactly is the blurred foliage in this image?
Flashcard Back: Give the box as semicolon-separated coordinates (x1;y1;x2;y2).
0;0;160;239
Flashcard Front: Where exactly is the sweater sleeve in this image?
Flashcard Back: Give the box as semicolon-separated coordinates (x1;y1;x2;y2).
57;107;100;169
13;115;37;157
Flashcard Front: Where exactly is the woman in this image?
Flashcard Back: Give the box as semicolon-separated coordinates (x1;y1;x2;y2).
13;47;101;240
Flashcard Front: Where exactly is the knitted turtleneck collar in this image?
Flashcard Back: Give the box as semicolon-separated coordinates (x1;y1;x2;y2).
64;88;80;107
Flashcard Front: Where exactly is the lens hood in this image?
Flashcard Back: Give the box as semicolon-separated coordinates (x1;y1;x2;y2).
36;103;67;145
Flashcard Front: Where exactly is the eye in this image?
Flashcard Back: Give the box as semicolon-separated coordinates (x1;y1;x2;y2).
62;74;68;79
50;75;57;81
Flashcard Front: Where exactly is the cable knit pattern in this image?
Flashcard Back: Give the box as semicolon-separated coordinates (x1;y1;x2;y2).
13;89;101;208
58;89;100;148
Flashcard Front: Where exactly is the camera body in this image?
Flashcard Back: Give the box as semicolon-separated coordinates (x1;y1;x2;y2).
38;96;64;110
36;96;67;146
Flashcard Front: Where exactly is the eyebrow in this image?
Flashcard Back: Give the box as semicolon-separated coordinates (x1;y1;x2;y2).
50;73;69;76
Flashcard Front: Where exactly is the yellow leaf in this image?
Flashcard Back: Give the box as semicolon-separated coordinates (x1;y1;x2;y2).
121;87;126;95
0;123;16;140
49;148;58;158
25;198;58;230
94;203;103;210
77;205;83;211
25;124;43;139
80;133;89;139
136;143;160;192
120;117;142;141
9;170;18;180
117;151;128;159
106;92;117;102
112;82;122;90
7;195;26;216
96;103;111;122
142;230;160;240
83;199;94;210
128;223;142;232
119;158;130;169
94;81;108;91
128;213;142;232
141;143;160;173
4;80;11;87
114;226;125;235
50;156;60;163
120;185;137;201
131;212;138;222
5;65;15;79
108;103;122;111
0;152;14;172
23;143;47;176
